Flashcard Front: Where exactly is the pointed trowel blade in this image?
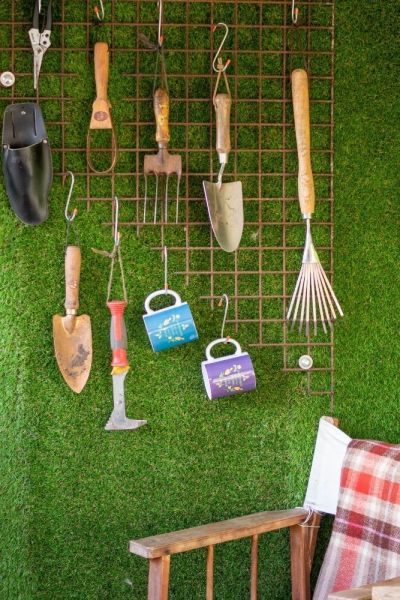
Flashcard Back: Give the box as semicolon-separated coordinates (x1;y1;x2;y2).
202;180;243;252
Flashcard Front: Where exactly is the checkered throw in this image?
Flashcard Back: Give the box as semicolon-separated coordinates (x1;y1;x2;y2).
313;438;400;600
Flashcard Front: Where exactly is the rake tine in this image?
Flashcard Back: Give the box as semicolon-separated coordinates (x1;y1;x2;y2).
153;175;159;225
310;267;317;336
317;264;337;322
305;263;311;336
291;267;306;331
299;265;308;333
175;174;181;224
287;267;303;321
314;267;330;334
143;175;148;223
164;175;169;223
319;264;344;317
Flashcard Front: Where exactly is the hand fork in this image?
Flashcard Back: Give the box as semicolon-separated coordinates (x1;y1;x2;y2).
143;88;182;224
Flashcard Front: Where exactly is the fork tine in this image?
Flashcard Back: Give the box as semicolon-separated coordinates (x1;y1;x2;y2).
153;175;159;224
164;175;169;223
143;175;148;223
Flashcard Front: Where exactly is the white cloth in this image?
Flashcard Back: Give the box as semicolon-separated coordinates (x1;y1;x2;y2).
304;418;352;515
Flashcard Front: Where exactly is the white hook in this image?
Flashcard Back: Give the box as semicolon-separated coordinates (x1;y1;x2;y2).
157;0;164;47
218;294;229;339
212;22;230;73
64;171;77;222
291;0;299;24
113;196;120;246
94;0;105;21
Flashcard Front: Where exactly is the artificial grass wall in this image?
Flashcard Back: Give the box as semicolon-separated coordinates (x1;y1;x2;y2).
0;1;399;599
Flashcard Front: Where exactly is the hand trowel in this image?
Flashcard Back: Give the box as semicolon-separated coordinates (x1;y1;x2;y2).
53;245;92;393
203;28;243;253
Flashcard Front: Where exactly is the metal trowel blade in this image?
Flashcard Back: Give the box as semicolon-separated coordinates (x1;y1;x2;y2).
53;314;92;393
202;180;243;252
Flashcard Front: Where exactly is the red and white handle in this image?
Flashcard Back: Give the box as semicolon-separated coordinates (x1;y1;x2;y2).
107;300;128;367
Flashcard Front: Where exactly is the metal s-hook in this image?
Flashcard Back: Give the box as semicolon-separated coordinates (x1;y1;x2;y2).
218;294;229;340
113;196;120;247
64;171;77;222
94;0;105;22
157;0;164;48
291;0;299;24
212;22;231;73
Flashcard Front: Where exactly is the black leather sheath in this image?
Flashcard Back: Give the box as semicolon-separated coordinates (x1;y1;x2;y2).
2;103;52;225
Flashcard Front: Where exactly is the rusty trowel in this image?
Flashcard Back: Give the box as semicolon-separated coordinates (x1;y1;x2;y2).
203;30;243;252
53;245;92;393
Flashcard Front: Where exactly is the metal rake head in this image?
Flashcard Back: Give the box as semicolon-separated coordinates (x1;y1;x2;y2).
286;220;343;335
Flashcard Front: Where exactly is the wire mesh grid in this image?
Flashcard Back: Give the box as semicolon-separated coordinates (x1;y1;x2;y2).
0;0;336;405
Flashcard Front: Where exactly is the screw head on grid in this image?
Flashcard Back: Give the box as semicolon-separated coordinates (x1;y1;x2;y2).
298;355;313;370
0;71;15;88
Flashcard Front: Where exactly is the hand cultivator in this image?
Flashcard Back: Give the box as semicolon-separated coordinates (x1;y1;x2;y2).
142;0;181;224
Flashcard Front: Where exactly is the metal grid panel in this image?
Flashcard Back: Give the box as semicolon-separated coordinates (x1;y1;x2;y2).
0;0;335;404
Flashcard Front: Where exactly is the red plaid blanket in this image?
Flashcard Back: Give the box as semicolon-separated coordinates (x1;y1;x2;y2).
313;438;400;600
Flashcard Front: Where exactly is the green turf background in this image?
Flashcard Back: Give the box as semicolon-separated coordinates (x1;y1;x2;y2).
0;1;399;598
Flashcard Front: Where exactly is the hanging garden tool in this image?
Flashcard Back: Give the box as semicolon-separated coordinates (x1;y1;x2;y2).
201;295;256;400
87;42;117;174
93;198;147;431
53;172;92;393
142;0;182;224
29;0;52;92
286;69;343;335
202;23;243;253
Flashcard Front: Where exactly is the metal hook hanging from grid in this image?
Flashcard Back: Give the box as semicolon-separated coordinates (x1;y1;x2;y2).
218;294;230;340
64;171;80;247
291;0;299;25
92;196;127;302
94;0;105;22
162;245;169;291
212;22;231;102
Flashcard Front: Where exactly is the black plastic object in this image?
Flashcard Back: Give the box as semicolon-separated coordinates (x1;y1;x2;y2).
2;103;52;225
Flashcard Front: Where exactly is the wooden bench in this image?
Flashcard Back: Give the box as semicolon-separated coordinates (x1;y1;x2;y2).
328;577;400;600
130;507;319;600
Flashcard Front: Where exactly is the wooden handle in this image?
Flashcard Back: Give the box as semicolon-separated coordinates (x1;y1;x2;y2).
94;42;109;101
291;69;315;215
64;246;81;314
154;88;170;146
214;93;231;161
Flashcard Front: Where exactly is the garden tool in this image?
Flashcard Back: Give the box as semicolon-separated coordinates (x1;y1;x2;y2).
286;69;343;335
2;102;52;224
53;173;92;393
202;23;243;253
143;0;181;224
93;197;147;431
87;42;117;174
29;0;52;91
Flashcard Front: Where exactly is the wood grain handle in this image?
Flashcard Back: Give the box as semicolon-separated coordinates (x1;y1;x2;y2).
94;42;109;101
154;88;170;146
64;246;81;314
214;93;231;162
291;69;315;215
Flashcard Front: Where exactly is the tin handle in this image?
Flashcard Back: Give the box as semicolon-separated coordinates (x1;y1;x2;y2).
205;337;241;361
144;289;181;315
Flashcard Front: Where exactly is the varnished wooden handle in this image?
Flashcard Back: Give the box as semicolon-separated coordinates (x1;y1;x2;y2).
214;93;231;161
291;69;315;215
154;88;170;146
94;42;109;101
64;246;81;314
